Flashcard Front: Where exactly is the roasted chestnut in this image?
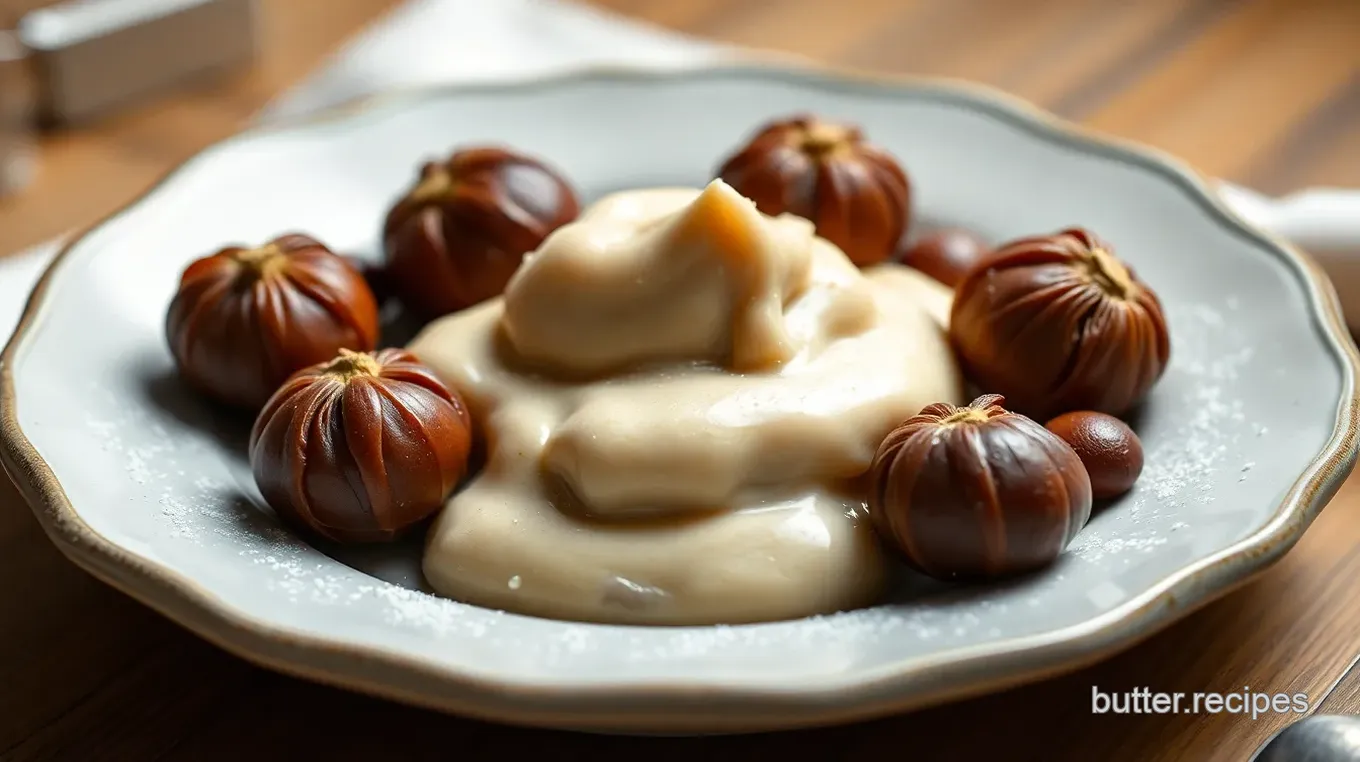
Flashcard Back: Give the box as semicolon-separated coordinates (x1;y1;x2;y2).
1045;411;1144;499
166;233;380;410
382;146;580;319
899;227;991;287
868;394;1092;580
716;114;911;267
949;228;1170;419
250;348;473;544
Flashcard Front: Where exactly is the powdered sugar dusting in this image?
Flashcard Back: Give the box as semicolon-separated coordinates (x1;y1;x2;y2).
1065;300;1258;566
81;370;1047;654
1071;531;1168;563
68;288;1274;668
1132;303;1253;513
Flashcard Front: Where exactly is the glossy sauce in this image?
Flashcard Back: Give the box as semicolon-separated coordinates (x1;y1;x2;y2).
410;181;962;624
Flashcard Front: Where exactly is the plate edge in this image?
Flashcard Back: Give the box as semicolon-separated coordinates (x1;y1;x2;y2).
2;61;1358;731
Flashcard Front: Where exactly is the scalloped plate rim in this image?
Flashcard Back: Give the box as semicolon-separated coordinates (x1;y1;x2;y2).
2;62;1358;733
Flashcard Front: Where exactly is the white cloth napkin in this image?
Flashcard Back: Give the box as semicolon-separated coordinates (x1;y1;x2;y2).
3;0;1358;337
261;0;728;121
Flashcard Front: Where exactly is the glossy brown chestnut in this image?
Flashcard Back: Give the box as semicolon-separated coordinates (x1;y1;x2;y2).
899;227;991;287
382;146;580;319
868;394;1092;581
716;114;911;267
249;348;473;544
949;228;1170;419
165;234;380;410
1045;411;1144;499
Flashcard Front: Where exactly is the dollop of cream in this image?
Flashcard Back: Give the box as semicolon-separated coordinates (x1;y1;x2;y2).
410;180;963;625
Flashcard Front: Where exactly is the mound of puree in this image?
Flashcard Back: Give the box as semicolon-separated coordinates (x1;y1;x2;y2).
409;180;963;625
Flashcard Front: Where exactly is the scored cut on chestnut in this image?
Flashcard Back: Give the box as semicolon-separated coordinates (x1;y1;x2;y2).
165;233;380;410
250;348;473;544
868;394;1092;581
382;146;580;320
716;114;911;268
949;227;1171;419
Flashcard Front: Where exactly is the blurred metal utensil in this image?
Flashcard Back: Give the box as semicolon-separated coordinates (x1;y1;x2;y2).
1250;715;1360;761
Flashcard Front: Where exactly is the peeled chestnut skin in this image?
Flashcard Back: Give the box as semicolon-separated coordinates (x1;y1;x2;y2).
899;227;991;287
716;114;911;267
166;233;380;410
382;146;580;319
868;394;1092;581
1045;411;1144;499
949;228;1170;420
249;348;473;544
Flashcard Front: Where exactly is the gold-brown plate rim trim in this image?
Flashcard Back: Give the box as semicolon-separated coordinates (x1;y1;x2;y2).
3;61;1357;732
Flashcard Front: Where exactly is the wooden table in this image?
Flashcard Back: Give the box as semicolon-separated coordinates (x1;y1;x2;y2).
2;1;1359;759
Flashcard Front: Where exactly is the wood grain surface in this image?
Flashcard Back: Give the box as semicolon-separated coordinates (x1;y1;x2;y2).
2;1;1359;760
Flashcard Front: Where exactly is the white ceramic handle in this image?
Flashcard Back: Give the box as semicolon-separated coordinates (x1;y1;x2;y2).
1263;188;1360;253
1219;184;1360;330
1219;184;1360;252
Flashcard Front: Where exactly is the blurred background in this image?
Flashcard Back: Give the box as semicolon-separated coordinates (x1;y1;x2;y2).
0;0;1357;257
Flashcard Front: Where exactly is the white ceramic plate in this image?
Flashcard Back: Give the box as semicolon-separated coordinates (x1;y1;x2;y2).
3;65;1358;733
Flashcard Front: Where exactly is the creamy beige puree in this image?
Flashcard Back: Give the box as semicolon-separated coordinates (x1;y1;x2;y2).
409;180;963;625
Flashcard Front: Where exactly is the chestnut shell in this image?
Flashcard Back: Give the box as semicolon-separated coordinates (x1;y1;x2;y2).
382;146;580;319
898;227;991;288
250;348;473;544
165;233;380;410
949;228;1170;419
716;114;911;267
868;394;1092;580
